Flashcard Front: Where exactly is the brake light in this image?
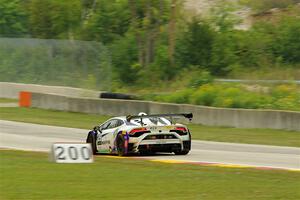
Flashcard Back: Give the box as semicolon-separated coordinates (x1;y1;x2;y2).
170;127;188;135
175;127;187;132
129;127;147;135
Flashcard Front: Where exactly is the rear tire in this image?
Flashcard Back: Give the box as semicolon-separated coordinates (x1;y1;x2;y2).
116;134;126;156
139;151;153;156
174;150;189;155
87;132;97;155
174;139;191;155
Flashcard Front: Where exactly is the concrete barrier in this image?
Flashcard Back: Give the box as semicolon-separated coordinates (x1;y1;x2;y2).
0;82;101;99
30;92;300;131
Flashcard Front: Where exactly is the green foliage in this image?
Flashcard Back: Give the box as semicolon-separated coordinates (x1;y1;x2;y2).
272;17;300;64
28;0;82;39
81;74;97;89
271;85;300;110
151;44;172;80
188;70;214;88
0;0;28;36
155;89;194;104
1;0;300;108
211;0;242;32
81;0;130;44
240;0;300;13
136;44;172;85
110;32;139;84
191;84;219;106
233;28;272;68
146;83;300;111
210;31;238;75
175;19;215;70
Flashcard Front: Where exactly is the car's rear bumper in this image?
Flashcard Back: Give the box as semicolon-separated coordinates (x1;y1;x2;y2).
127;132;190;154
138;143;182;152
128;140;191;153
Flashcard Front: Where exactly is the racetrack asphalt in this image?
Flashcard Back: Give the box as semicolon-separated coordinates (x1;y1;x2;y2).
0;119;299;171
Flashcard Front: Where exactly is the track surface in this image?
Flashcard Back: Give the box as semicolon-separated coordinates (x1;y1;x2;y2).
0;120;299;170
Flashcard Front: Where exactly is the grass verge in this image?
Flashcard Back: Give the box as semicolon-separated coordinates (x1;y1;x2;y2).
0;150;299;200
0;107;299;147
0;107;110;129
0;98;18;103
188;124;300;147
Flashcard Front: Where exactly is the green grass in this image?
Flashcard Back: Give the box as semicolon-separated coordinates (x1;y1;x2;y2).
0;98;18;103
0;107;110;129
0;150;299;200
188;124;300;147
0;107;299;147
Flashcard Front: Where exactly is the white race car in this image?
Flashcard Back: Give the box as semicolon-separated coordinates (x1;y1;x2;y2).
86;113;192;156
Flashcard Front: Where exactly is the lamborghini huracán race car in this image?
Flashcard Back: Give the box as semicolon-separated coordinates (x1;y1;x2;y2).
86;113;192;156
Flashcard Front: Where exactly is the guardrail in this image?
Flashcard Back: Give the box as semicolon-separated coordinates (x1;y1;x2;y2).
25;92;300;131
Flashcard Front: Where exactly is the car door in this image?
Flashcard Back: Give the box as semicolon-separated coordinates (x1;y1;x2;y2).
101;119;124;151
100;119;119;151
96;120;112;152
109;119;125;148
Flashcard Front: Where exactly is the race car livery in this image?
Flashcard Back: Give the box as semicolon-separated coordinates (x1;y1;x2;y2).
86;113;192;156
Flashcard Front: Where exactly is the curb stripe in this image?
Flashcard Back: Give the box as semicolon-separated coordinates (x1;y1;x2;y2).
148;159;300;172
97;155;300;172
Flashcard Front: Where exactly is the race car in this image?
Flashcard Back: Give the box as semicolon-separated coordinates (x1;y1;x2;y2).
86;113;192;156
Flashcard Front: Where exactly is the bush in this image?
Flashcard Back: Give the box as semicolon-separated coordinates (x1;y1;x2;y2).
146;83;300;111
190;84;220;106
188;70;214;88
155;89;193;104
270;84;300;110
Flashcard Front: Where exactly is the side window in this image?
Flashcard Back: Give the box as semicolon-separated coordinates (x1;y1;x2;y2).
117;120;124;127
107;120;116;129
114;119;123;128
100;119;124;130
100;120;112;131
107;119;124;129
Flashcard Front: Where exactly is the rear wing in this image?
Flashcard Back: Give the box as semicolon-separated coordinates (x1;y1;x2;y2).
126;113;193;123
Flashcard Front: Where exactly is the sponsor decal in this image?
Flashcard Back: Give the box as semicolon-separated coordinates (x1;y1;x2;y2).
98;140;110;145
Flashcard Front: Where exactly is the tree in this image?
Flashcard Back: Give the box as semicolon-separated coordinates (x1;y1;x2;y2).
28;0;81;39
210;31;239;75
0;0;28;37
168;0;177;67
128;0;170;68
110;32;138;84
273;17;300;64
176;19;215;70
210;0;241;32
81;0;130;44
